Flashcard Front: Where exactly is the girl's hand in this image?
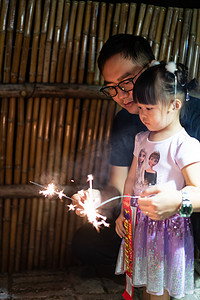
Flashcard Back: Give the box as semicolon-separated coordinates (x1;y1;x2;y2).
115;211;126;238
138;185;182;220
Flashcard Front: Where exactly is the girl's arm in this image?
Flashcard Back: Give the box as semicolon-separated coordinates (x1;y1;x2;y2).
181;161;200;211
115;156;137;238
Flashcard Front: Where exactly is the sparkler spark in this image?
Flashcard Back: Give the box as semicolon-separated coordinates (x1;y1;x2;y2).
30;178;139;231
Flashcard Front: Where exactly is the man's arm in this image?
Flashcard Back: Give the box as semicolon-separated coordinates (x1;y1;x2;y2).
108;165;129;195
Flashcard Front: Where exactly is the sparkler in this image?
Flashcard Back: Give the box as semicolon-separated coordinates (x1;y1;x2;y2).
30;176;139;230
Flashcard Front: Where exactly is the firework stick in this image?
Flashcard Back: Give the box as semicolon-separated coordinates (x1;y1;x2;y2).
152;7;166;60
112;3;121;35
141;5;154;40
166;8;179;62
172;8;183;63
159;7;173;61
148;6;160;48
126;3;137;34
134;3;146;36
118;3;129;34
122;196;136;300
187;9;198;79
179;8;192;64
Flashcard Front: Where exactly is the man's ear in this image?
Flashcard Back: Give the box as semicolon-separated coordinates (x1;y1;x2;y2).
168;99;182;111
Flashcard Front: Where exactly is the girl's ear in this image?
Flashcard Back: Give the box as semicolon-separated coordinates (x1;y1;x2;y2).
168;99;182;111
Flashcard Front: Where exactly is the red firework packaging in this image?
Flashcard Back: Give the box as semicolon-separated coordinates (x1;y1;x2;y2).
122;195;136;300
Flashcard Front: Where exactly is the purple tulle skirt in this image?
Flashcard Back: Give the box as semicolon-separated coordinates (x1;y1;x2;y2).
116;207;194;299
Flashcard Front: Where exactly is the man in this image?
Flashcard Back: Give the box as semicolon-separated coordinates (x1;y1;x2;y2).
72;34;200;271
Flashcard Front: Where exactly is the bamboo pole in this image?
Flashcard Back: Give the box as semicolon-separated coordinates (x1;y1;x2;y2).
112;3;121;36
52;1;71;269
118;3;129;34
141;5;154;40
187;9;198;79
56;1;87;264
159;7;173;61
179;8;192;64
41;0;65;265
66;1;86;183
62;1;97;269
103;3;113;43
59;0;79;269
0;0;9;82
172;8;184;63
27;0;51;271
71;1;92;183
190;9;200;81
2;0;26;273
126;3;137;34
152;7;166;60
166;7;179;62
80;2;106;181
59;1;78;185
10;0;36;273
148;6;160;48
134;3;146;36
36;0;58;270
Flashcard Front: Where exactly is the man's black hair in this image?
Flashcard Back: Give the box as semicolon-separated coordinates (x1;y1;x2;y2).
98;34;155;73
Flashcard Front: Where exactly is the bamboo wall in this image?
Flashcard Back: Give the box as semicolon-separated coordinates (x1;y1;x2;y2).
0;0;199;273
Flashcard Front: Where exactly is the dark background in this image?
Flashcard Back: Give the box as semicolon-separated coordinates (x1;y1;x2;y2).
101;0;199;9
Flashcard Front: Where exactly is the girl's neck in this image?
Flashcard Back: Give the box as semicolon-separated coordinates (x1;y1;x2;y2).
149;120;182;141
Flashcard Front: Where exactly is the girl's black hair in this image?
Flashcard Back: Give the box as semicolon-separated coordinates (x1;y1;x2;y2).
133;62;197;106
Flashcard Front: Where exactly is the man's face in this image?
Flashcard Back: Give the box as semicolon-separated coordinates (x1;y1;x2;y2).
102;53;144;114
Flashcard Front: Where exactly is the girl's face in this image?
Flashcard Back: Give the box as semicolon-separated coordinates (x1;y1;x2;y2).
137;102;172;132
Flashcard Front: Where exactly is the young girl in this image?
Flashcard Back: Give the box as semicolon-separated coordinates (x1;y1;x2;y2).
121;62;200;300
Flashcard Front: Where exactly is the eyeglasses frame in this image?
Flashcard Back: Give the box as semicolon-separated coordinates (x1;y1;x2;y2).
100;63;148;97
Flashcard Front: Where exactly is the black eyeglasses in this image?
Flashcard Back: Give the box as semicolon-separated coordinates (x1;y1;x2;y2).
100;64;148;97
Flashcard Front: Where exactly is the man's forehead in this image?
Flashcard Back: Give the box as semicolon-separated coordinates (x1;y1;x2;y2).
102;53;141;84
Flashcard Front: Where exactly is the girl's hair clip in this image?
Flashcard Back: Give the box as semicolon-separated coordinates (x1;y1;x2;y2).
165;62;177;74
186;91;190;101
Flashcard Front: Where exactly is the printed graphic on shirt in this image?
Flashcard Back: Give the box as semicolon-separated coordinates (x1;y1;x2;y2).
136;149;160;187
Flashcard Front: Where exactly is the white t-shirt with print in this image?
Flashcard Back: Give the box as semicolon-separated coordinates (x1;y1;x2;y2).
133;128;200;195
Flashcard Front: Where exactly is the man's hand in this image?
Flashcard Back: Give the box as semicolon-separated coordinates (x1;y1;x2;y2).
138;185;182;220
115;211;126;238
71;189;101;217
